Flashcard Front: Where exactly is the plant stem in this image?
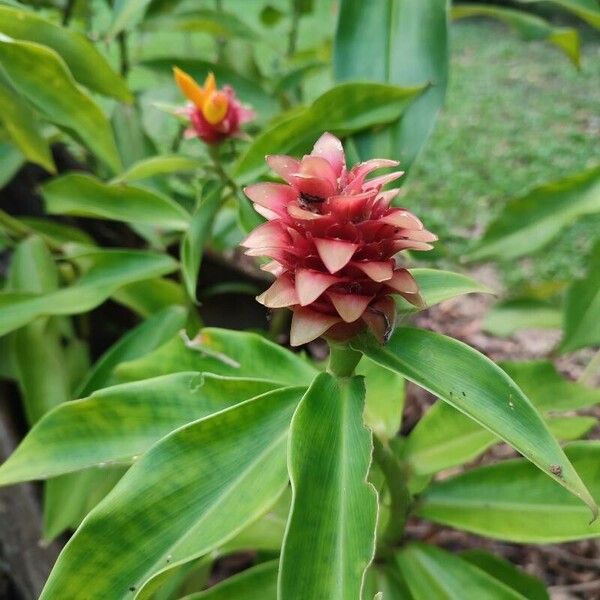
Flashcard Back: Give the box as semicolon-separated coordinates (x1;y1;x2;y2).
287;0;302;102
327;344;362;377
207;146;239;199
117;31;129;77
215;0;227;62
62;0;76;25
268;308;290;342
171;125;186;153
287;0;301;58
372;435;412;558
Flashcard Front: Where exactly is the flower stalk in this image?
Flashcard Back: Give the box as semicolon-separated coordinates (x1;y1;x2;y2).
327;344;362;377
372;435;412;559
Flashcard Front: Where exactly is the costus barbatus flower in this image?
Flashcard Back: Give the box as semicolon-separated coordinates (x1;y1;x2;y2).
173;67;254;145
242;133;437;346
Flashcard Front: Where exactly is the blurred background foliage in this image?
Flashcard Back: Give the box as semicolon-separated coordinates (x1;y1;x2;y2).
0;0;598;598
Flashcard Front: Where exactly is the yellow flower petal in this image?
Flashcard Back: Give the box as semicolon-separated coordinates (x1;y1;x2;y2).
173;66;205;109
202;90;229;125
203;72;216;98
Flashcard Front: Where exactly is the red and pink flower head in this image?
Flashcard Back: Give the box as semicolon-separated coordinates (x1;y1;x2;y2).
242;133;437;346
173;67;254;145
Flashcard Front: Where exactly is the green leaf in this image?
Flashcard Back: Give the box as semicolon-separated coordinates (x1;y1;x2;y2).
351;327;598;517
0;249;178;336
0;373;279;486
560;241;600;353
0;5;131;101
363;563;414;600
260;5;285;27
279;373;377;600
334;0;449;171
222;489;290;554
137;490;290;599
19;217;96;247
0;37;121;172
181;182;223;300
108;0;153;38
141;9;259;41
0;74;54;172
418;442;600;543
43;468;126;541
483;299;561;337
0;142;24;186
357;357;405;440
112;103;156;169
112;277;186;318
452;5;580;67
499;360;600;412
517;0;600;30
404;399;596;477
40;387;304;600
183;561;278;600
551;416;597;440
77;306;187;397
403;401;495;477
42;173;190;230
10;320;71;425
6;235;58;296
112;155;201;183
469;164;600;261
397;543;527;599
460;551;549;600
116;327;318;386
6;236;69;424
234;82;426;183
399;268;493;313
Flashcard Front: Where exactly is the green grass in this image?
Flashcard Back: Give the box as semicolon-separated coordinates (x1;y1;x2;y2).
403;21;600;290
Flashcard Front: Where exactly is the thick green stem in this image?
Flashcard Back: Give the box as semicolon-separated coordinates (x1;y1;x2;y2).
208;146;239;199
327;344;362;377
372;435;412;558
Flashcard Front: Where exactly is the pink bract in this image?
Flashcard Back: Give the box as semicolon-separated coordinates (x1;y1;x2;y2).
242;133;437;346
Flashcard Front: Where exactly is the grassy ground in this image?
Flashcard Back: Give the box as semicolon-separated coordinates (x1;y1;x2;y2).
403;21;600;290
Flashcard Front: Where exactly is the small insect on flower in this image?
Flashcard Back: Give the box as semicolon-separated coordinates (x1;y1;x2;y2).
241;133;437;346
173;67;255;145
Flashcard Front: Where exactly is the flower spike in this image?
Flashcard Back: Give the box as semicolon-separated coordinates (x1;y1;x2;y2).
243;133;436;345
173;67;254;145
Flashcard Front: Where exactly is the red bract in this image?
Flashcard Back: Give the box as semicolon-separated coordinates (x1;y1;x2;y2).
173;68;254;145
242;133;437;346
